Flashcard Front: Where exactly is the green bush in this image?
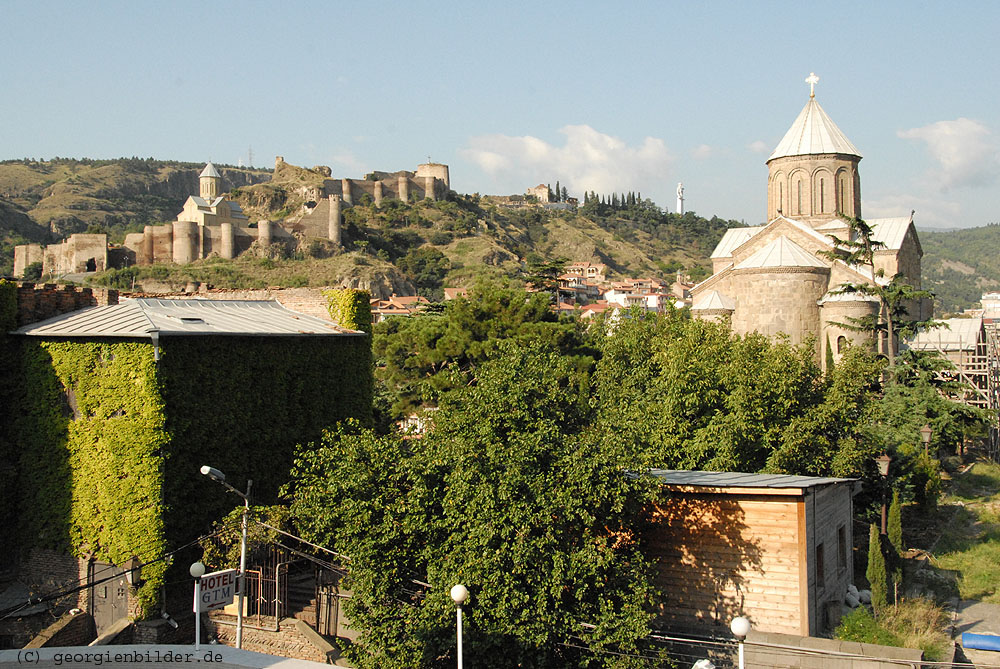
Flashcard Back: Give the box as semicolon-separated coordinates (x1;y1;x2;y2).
835;606;901;646
23;261;43;281
888;490;903;554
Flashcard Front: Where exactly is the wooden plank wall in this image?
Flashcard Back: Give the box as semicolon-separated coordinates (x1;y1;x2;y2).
803;484;854;635
648;493;805;636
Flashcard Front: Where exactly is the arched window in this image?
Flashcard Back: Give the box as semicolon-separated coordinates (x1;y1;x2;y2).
778;182;783;214
796;180;802;215
820;178;826;213
837;335;847;354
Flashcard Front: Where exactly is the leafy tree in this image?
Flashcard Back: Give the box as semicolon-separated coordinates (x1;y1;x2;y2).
372;277;592;419
22;261;43;281
397;247;451;291
287;342;657;668
866;523;888;613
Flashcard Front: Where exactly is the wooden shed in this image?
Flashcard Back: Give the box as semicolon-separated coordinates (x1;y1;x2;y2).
646;470;858;637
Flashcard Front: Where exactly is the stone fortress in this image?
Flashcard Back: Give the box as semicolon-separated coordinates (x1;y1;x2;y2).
691;74;930;369
13;157;451;276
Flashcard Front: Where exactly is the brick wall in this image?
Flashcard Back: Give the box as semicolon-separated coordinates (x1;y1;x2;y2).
14;283;118;327
18;549;90;614
24;612;96;648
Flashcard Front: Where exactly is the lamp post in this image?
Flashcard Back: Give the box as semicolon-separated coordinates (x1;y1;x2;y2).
876;453;892;535
190;561;206;650
450;584;469;669
730;616;750;669
200;465;252;649
920;424;933;458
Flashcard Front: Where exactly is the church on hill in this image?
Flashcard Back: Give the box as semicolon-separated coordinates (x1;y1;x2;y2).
691;74;931;369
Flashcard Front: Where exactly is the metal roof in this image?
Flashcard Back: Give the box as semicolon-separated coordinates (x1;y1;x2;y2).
769;97;862;161
711;226;764;259
649;469;853;490
200;162;221;178
733;235;828;270
13;298;364;338
691;290;736;311
869;216;913;251
905;318;983;353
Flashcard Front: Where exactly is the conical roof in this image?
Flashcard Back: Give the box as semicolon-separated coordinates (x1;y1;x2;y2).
769;97;861;161
692;290;736;312
734;236;828;270
200;162;221;178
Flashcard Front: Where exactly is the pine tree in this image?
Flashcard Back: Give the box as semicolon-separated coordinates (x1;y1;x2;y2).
561;186;568;202
888;490;903;555
866;523;888;614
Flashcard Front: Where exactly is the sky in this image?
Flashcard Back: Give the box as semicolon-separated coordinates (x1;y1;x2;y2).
4;1;999;230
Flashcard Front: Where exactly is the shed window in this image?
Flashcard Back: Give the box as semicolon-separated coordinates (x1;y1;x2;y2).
816;542;825;587
838;525;847;570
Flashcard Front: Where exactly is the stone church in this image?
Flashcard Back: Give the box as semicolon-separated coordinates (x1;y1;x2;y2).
691;77;929;368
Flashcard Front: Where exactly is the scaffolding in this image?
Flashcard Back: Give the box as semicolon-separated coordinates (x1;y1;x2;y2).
907;316;1000;460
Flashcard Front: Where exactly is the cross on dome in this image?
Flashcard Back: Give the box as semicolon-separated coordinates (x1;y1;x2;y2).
806;72;819;98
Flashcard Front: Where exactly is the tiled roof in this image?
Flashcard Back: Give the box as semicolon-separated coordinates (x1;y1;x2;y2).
200;162;221;178
13;298;363;338
869;216;913;251
711;226;764;259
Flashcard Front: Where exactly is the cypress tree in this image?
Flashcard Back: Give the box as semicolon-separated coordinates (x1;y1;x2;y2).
555;180;561;202
888;490;903;555
866;523;888;614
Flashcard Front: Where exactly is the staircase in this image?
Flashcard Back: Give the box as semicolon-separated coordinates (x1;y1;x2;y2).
285;569;318;628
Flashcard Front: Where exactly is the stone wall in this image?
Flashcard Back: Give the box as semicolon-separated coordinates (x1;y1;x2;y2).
24;612;96;648
745;630;923;668
729;267;829;352
13;283;118;328
205;615;336;664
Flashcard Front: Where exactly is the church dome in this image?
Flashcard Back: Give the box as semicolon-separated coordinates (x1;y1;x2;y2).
768;97;861;162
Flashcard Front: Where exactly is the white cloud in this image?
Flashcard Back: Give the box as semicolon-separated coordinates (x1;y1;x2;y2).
747;140;769;154
460;125;672;197
863;192;963;229
691;144;713;160
898;118;1000;190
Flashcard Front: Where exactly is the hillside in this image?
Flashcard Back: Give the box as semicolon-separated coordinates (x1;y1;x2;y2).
919;224;1000;315
0;157;271;274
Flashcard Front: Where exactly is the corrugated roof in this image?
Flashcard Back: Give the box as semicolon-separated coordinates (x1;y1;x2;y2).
869;216;913;251
13;299;364;338
711;226;764;259
769;97;862;161
649;469;853;490
734;236;828;270
906;318;983;353
691;290;736;311
200;162;221;178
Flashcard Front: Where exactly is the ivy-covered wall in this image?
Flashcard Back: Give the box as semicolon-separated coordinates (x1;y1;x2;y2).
11;339;169;614
156;334;373;547
6;324;373;617
0;280;20;572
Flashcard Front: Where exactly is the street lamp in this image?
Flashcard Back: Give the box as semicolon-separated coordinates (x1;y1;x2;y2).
730;616;751;669
920;424;933;458
190;561;206;650
876;453;892;535
450;584;469;669
200;465;252;649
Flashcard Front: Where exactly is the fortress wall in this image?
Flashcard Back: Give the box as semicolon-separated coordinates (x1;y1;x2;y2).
68;234;108;273
14;282;119;327
729;267;829;351
13;244;44;277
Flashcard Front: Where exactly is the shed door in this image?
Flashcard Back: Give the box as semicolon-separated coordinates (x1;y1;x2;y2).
90;561;128;633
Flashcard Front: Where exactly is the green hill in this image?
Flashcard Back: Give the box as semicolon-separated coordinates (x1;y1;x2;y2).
919;225;1000;315
0;157;271;274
